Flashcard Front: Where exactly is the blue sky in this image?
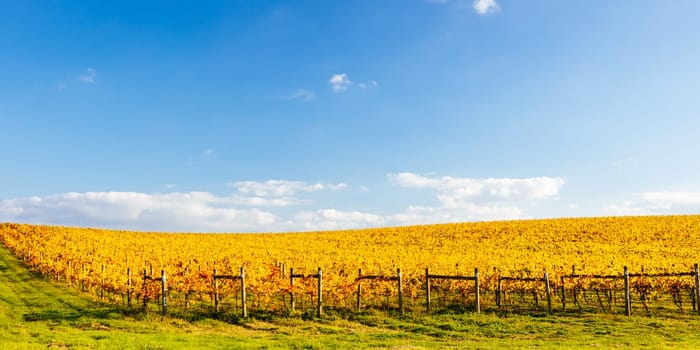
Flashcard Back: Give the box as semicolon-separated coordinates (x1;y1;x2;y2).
1;0;700;232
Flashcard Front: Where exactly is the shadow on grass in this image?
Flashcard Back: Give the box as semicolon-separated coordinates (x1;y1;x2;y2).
23;304;128;323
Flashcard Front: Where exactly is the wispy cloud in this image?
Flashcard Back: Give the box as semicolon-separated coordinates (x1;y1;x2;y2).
229;180;348;197
473;0;499;15
429;0;500;15
282;88;316;102
79;68;96;84
357;80;378;89
604;191;700;215
203;149;214;156
329;73;352;92
56;81;67;91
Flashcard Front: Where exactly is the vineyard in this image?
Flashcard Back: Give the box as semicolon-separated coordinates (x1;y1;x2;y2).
2;215;700;318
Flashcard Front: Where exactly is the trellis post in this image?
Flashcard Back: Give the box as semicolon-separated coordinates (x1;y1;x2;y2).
356;268;362;311
317;267;323;317
694;263;700;316
142;269;148;312
475;268;480;314
397;268;404;315
241;266;247;318
560;275;566;310
161;270;167;315
544;271;552;316
425;268;431;312
496;277;502;308
127;268;132;306
290;267;295;312
624;266;631;316
213;268;219;312
100;264;105;300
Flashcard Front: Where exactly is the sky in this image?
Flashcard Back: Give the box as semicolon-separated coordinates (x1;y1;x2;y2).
1;0;700;232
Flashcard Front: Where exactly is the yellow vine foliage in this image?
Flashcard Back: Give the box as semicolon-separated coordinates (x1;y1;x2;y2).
1;215;699;310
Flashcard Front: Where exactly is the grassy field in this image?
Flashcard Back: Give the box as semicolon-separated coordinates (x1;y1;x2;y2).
3;245;700;348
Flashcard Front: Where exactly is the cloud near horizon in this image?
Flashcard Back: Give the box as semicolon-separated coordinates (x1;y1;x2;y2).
0;192;277;232
387;173;565;225
0;174;568;232
604;191;700;215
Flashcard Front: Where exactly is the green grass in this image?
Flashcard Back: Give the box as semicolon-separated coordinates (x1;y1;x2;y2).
3;247;700;349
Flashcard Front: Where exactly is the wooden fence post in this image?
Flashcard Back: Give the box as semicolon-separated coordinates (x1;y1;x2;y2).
544;272;552;316
560;275;566;310
290;267;295;312
397;268;404;315
317;267;323;317
56;257;61;282
142;269;148;312
241;266;247;318
100;264;105;300
127;268;132;306
81;263;86;292
184;266;190;309
694;263;700;316
161;270;167;315
425;268;431;313
624;266;631;316
357;268;362;312
475;268;480;314
496;277;502;308
213;268;219;312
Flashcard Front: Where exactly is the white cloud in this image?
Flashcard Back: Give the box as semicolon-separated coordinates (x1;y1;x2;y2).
473;0;499;15
283;88;316;102
289;209;385;231
329;73;352;92
203;149;214;156
79;68;96;84
387;172;565;223
56;81;67;91
357;80;378;89
0;174;566;233
604;191;700;215
639;192;700;205
0;192;277;232
388;204;521;226
389;173;565;203
229;180;347;197
229;195;309;207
